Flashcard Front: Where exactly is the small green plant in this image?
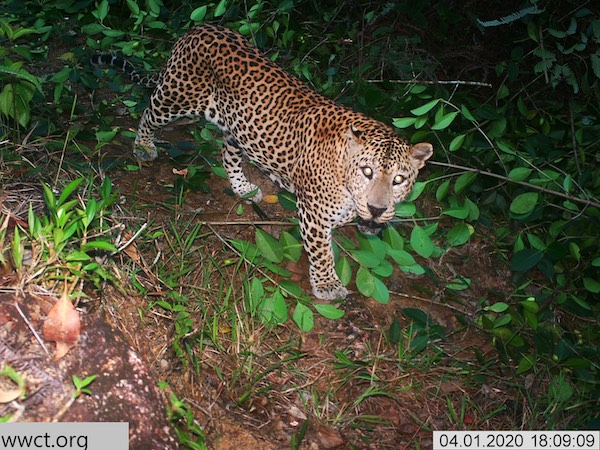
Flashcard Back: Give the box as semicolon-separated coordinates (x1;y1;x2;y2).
72;374;98;398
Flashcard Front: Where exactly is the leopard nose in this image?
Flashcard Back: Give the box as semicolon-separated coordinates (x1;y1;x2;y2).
367;204;387;219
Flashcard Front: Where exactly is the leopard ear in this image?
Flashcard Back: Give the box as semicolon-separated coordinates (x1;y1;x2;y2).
409;142;433;170
345;125;364;155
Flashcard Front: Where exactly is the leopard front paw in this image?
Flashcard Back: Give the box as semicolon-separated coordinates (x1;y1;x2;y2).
235;184;263;203
133;140;159;161
312;281;348;301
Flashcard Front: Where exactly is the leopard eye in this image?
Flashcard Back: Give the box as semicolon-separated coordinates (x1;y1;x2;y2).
393;174;405;185
361;166;373;179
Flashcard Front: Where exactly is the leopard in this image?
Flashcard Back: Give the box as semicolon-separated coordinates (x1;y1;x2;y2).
92;24;433;301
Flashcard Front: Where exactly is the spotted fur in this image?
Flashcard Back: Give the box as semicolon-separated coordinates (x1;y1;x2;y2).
93;24;433;300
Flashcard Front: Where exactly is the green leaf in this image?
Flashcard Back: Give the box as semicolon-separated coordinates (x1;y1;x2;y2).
335;256;352;286
255;228;283;263
313;303;345;320
80;240;117;252
447;222;471;246
190;5;208;21
449;134;465;152
410;225;434;258
382;227;403;250
442;205;469;219
511;248;543;272
57;178;84;206
280;231;302;262
583;278;600;293
214;0;228;17
436;179;451;201
371;277;390;304
278;191;297;211
388;248;416;266
258;290;288;324
508;167;532;182
405;181;427;202
293;302;314;332
356;266;375;297
431;111;459;130
485;302;509;313
454;172;477;195
447;277;471;291
392;117;416;128
517;355;535;374
410;99;440;116
510;192;539;214
351;250;381;268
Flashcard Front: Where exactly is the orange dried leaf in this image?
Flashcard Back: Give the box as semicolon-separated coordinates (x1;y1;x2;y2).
263;194;279;204
43;294;80;360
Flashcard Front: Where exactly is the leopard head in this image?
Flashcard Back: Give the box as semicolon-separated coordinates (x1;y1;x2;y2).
344;125;433;234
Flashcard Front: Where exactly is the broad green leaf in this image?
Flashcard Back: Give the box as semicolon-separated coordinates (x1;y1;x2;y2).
351;250;381;268
126;0;140;15
410;225;434;258
371;277;390;304
395;202;416;217
583;277;600;293
510;192;539;214
313;303;345;320
358;234;387;257
80;240;117;252
65;251;91;262
293;302;314;332
449;134;465;152
511;248;543;272
508;168;532;182
447;277;471;291
57;178;84;206
280;231;302;262
410;99;440;116
485;301;509;313
454;172;477;195
464;198;480;221
214;0;228;17
431;111;459;130
356;266;375;297
447;222;471;246
405;181;427;202
517;355;535;374
436;179;451;201
258;290;288;324
442;205;469;219
372;260;393;278
493;314;512;328
190;5;208;21
255;228;283;263
388;248;416;266
392;117;416;128
335;256;353;286
382;227;403;250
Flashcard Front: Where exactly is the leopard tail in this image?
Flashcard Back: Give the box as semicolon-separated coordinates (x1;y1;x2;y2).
90;54;162;88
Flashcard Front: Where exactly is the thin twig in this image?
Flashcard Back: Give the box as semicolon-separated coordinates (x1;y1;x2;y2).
117;222;148;252
13;301;51;358
429;160;600;209
347;79;493;88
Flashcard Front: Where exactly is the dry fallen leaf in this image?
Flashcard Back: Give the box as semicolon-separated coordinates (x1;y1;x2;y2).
263;194;279;204
43;293;81;360
0;387;22;403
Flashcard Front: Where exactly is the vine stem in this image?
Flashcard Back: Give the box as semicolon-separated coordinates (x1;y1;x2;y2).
429;160;600;209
